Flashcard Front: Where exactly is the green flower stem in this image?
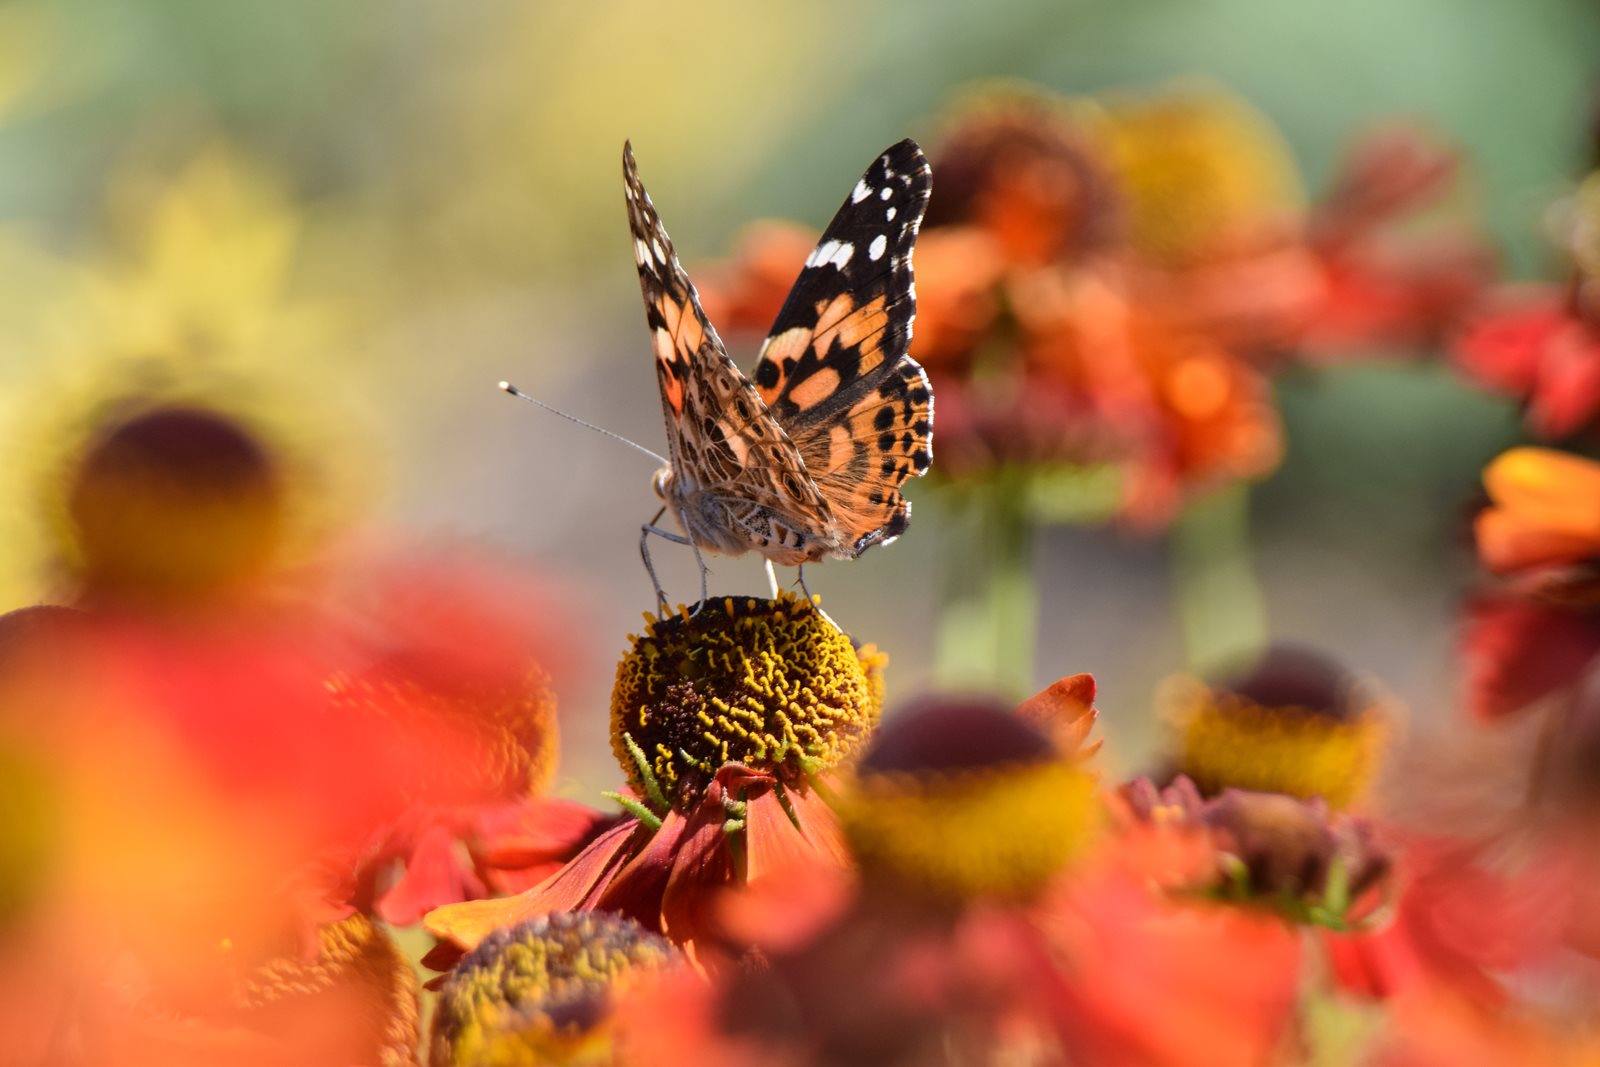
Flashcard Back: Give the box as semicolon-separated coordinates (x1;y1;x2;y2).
1171;483;1268;669
934;475;1039;698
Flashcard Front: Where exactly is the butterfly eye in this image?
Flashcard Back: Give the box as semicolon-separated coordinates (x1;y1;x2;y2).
652;467;673;498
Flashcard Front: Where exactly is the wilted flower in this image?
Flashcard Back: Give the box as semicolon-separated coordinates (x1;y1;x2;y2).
430;911;680;1067
1116;776;1396;930
1162;643;1393;809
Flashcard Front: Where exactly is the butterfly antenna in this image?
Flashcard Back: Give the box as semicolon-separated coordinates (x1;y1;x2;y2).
498;381;669;466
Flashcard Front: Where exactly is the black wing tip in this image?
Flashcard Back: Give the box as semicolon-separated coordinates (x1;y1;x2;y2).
850;500;912;557
881;138;927;167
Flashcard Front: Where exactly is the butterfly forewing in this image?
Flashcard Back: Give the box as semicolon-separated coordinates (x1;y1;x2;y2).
750;139;934;555
622;142;838;562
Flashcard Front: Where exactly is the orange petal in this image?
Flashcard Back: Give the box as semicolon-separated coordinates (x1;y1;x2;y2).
1476;506;1600;574
1016;673;1099;755
1483;448;1600;537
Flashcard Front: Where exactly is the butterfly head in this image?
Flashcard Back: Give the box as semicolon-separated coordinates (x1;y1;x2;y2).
651;464;675;501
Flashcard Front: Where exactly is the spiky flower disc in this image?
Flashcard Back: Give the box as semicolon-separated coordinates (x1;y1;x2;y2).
610;593;883;809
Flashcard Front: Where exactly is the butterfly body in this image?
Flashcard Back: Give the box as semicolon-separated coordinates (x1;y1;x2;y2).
625;139;933;578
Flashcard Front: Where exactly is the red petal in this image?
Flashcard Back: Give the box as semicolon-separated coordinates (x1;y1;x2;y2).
1526;322;1600;438
595;809;692;931
745;784;849;882
1452;293;1565;396
377;823;488;926
1016;673;1099;755
473;797;617;869
423;815;643;951
1463;594;1600;719
660;796;737;944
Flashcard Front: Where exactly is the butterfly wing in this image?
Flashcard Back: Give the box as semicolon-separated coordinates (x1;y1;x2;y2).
750;139;933;556
623;142;837;561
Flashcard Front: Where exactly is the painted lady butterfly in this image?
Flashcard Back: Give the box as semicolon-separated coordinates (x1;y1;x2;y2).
624;139;933;607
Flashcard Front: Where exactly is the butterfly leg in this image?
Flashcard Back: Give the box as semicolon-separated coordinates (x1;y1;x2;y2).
793;564;840;630
795;563;816;607
677;504;710;615
640;506;689;617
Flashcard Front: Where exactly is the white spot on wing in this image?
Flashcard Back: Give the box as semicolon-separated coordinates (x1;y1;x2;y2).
885;206;897;221
851;179;872;204
634;238;653;265
806;239;854;270
879;186;893;201
868;234;887;261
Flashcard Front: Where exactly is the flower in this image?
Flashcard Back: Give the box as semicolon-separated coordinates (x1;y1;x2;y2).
1163;644;1392;808
1476;447;1600;575
838;694;1099;902
430;911;681;1067
1465;447;1600;719
0;145;369;608
59;405;287;606
425;594;873;958
627;691;1103;1065
1116;776;1396;930
323;550;604;925
1454;170;1600;439
610;593;882;809
697;80;1483;530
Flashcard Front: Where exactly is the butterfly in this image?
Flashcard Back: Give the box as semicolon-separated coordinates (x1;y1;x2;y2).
623;139;933;609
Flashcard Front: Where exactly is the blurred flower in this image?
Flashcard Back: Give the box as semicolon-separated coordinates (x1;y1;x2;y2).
430;911;680;1067
1162;644;1393;809
425;594;873;960
1476;447;1600;575
1454;170;1600;439
1369;988;1600;1067
1304;125;1494;356
1322;833;1570;1009
839;694;1099;903
629;695;1102;1065
60;406;288;607
0;145;370;606
324;549;603;925
1033;842;1307;1067
700;80;1481;530
1466;447;1600;719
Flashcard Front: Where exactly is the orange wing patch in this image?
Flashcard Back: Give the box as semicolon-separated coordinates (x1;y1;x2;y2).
788;366;841;412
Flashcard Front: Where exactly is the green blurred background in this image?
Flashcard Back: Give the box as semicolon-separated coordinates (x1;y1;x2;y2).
0;0;1593;786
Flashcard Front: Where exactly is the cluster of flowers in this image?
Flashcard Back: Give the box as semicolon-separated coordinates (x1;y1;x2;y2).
702;81;1488;525
7;395;1600;1066
7;78;1600;1066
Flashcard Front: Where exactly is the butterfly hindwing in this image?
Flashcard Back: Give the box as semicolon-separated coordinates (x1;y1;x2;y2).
750;139;933;555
